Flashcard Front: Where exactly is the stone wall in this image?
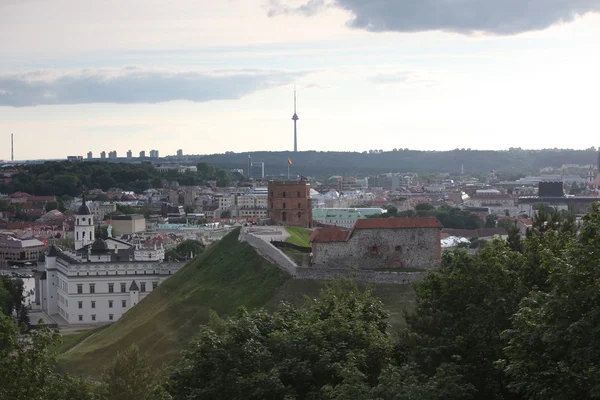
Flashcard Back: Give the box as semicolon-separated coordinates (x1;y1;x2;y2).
312;227;441;270
239;230;297;276
296;267;428;284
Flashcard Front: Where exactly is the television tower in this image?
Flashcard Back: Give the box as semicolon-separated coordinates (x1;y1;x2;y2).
11;133;14;161
292;87;299;153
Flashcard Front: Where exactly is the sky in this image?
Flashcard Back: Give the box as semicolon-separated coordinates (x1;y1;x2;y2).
1;0;600;160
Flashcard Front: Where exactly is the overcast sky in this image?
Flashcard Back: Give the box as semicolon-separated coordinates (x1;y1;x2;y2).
1;0;599;160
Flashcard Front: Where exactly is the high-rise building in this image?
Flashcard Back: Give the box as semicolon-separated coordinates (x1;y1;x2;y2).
177;149;183;157
87;151;93;159
108;151;117;159
127;150;132;159
100;151;106;159
150;150;159;158
139;151;146;158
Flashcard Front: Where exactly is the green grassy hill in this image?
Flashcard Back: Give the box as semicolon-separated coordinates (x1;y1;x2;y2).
59;229;416;377
285;226;312;248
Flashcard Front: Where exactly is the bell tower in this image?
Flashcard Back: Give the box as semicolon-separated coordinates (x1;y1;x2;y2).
74;193;95;250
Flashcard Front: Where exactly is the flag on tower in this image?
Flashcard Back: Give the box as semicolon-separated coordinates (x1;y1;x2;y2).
288;157;292;165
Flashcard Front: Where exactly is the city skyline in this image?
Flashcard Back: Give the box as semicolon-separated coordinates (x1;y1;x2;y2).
1;1;600;160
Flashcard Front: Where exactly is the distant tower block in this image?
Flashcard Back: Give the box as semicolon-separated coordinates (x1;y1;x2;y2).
177;149;183;157
292;87;299;153
127;150;133;159
11;133;14;161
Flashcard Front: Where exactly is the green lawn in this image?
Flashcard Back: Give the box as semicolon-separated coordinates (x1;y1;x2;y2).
58;228;417;377
285;226;312;248
50;326;107;355
280;247;306;266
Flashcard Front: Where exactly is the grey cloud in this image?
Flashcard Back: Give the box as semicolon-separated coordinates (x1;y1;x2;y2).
269;0;600;35
0;68;302;107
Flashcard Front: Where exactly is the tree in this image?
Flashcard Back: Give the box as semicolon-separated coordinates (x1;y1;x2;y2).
0;313;100;399
45;200;59;212
484;214;498;228
503;203;600;400
220;210;231;219
415;203;435;212
166;280;394;399
165;240;205;261
100;344;166;400
404;246;527;399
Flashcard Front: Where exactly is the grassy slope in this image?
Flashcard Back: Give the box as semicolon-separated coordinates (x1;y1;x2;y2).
59;228;416;377
59;229;290;376
285;226;312;248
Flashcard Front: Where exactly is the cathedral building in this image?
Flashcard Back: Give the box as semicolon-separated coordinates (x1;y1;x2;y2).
37;195;184;324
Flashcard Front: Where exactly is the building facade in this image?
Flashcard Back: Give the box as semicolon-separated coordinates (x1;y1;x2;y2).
310;217;442;270
38;197;183;324
267;181;313;228
0;237;46;264
111;215;146;235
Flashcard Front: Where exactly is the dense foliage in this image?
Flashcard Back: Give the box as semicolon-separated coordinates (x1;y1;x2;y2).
199;148;599;176
379;204;483;230
0;161;234;197
164;240;205;261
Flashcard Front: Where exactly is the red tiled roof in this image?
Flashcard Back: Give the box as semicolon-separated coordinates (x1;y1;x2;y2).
353;217;443;230
309;227;350;243
9;192;32;198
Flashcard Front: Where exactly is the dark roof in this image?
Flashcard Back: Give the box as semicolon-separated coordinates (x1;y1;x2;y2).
309;227;350;243
77;193;91;215
91;238;109;253
40;271;47;280
48;245;59;257
129;280;139;291
353;217;443;230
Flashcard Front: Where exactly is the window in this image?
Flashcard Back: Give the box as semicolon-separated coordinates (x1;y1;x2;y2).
152;282;158;290
91;314;96;321
297;191;300;197
108;283;114;293
77;284;83;294
283;192;286;198
78;301;82;309
368;245;379;255
109;300;113;308
78;315;83;321
282;211;287;222
89;284;95;294
298;203;302;209
283;203;286;209
297;212;302;219
140;282;146;292
122;300;127;308
120;283;126;293
91;301;96;309
395;245;403;253
109;314;114;321
270;191;273;197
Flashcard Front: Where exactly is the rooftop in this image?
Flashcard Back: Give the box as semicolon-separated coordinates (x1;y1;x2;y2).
112;214;145;221
309;227;350;243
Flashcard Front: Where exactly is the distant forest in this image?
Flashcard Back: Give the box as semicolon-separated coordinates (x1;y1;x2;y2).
198;148;599;177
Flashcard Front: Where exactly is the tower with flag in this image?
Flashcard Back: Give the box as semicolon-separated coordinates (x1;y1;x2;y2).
287;157;292;179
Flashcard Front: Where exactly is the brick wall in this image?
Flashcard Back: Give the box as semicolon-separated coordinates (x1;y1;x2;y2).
267;181;313;228
312;227;441;270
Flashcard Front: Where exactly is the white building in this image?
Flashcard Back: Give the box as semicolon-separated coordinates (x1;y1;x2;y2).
38;197;183;325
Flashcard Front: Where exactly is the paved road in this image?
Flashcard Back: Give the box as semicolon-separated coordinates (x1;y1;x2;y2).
244;227;291;243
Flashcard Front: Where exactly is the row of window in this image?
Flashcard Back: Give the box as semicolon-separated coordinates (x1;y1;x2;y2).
78;314;114;321
272;191;303;198
79;299;127;309
75;269;164;276
76;281;157;294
